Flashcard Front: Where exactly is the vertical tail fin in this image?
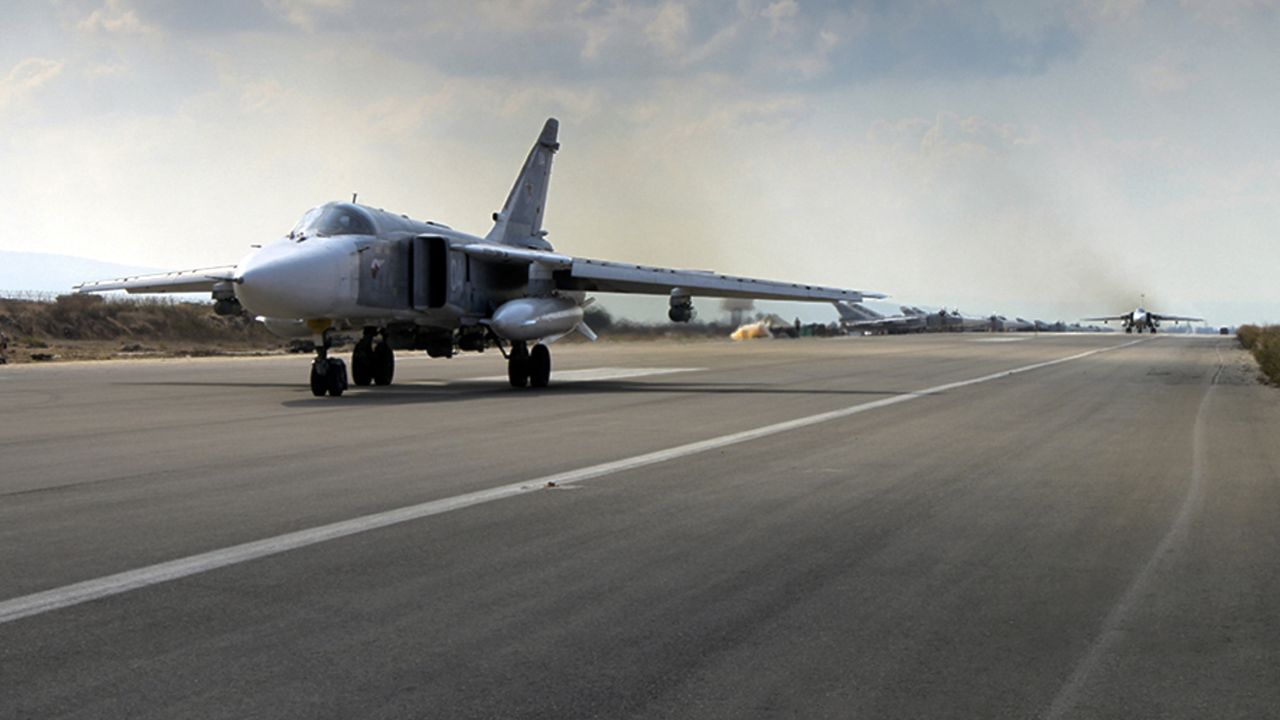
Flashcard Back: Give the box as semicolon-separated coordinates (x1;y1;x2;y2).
486;118;559;250
833;302;882;322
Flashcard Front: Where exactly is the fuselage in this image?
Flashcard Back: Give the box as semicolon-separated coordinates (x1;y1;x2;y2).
232;202;519;327
1120;307;1159;332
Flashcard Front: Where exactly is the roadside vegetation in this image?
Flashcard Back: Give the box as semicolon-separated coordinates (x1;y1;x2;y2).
0;296;838;364
1237;324;1280;385
0;294;278;363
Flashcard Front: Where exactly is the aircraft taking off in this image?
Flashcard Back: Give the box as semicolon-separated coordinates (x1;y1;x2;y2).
78;119;884;396
1082;298;1201;334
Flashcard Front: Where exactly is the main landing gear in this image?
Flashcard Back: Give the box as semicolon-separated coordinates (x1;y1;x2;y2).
506;341;551;389
309;329;348;397
352;327;394;387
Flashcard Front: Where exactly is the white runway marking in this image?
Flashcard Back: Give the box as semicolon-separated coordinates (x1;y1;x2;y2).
0;341;1143;625
468;367;703;383
969;337;1030;343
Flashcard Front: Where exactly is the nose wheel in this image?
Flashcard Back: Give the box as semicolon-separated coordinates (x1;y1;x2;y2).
309;329;347;397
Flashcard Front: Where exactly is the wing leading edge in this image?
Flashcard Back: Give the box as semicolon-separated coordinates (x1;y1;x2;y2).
458;244;883;303
75;266;238;294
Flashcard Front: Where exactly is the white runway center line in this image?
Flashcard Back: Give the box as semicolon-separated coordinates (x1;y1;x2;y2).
0;341;1143;625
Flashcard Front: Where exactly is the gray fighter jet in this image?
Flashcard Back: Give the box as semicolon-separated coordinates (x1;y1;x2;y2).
1082;298;1201;334
77;119;884;396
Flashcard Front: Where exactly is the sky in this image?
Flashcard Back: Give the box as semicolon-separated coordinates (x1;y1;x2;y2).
2;0;1278;325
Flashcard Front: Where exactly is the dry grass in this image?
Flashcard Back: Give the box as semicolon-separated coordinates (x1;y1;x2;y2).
1237;324;1280;385
0;295;280;363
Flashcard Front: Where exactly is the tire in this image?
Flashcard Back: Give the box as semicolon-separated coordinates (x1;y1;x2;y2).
508;344;529;388
327;359;348;397
372;341;394;386
529;344;551;388
310;361;327;397
352;339;373;386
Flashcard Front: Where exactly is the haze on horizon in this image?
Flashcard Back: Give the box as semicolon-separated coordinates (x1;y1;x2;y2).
2;1;1277;325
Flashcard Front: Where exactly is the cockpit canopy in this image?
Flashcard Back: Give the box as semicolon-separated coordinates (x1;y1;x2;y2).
291;203;377;238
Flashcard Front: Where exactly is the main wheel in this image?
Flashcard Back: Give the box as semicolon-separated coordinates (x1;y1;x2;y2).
352;339;373;386
372;340;394;386
1126;327;1133;334
326;358;348;397
508;343;529;388
529;344;551;388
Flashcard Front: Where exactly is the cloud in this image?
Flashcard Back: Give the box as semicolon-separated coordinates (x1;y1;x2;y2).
0;58;65;110
1133;55;1194;93
263;0;351;31
1;1;1278;322
645;2;692;58
77;0;157;35
870;113;1038;163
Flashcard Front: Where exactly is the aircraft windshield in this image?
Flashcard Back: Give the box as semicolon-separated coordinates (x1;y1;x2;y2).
291;204;376;238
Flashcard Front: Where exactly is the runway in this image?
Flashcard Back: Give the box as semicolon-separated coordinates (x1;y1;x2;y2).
2;334;1277;718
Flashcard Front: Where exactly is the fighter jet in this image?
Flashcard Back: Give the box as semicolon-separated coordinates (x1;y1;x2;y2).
832;302;926;334
1082;300;1201;334
983;314;1033;332
77;119;884;396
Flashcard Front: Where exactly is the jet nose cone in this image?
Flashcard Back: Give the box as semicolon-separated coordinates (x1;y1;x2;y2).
234;243;342;318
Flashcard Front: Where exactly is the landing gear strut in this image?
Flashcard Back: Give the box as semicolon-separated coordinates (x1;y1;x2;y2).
352;327;395;387
310;329;347;397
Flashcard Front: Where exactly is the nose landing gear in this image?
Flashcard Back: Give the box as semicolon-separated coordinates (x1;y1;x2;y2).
310;328;347;397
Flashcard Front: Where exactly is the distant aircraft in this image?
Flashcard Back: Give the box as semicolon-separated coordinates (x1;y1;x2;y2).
1082;300;1201;334
933;308;990;332
834;302;992;334
984;315;1037;332
833;302;925;334
77;119;884;396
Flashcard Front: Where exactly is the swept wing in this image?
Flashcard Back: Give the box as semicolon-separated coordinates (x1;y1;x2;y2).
1151;312;1202;322
460;244;883;303
74;266;238;294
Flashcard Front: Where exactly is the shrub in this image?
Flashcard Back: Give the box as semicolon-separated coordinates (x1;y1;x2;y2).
1237;324;1262;350
1255;328;1280;385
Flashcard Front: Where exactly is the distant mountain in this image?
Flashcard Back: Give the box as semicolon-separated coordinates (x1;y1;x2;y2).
0;251;157;294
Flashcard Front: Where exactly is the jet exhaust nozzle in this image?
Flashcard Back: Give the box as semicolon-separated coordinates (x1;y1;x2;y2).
490;297;584;342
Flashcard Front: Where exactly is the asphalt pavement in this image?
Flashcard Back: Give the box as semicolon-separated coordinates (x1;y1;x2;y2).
1;333;1276;719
